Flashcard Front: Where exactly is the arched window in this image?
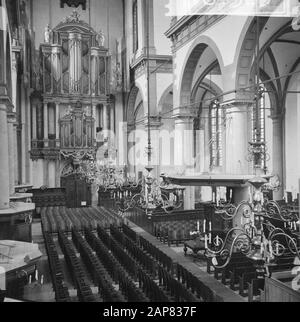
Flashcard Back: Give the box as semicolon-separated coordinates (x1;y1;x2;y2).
209;100;223;168
251;86;266;170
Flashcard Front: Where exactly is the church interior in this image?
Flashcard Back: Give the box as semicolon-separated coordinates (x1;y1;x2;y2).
0;0;300;303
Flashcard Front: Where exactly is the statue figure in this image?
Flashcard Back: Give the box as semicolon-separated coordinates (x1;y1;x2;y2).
71;8;80;22
97;30;105;47
44;24;51;43
64;9;81;23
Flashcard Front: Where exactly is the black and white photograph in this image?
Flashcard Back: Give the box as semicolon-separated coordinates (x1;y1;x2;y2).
0;0;300;305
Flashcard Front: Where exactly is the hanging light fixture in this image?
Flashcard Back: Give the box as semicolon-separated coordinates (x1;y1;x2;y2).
292;4;300;31
204;176;300;270
246;16;269;174
114;0;182;216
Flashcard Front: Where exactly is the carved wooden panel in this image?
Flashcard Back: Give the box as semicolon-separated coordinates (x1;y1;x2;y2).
60;0;86;10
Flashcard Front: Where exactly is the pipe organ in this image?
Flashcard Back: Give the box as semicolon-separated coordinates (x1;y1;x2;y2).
39;11;109;98
30;10;115;188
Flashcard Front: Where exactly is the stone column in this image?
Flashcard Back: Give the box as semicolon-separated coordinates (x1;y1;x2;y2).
7;112;16;196
44;102;49;147
55;102;60;147
110;105;115;134
0;103;10;209
173;113;195;210
11;55;18;112
224;101;251;175
203;106;211;173
13;122;19;185
103;104;109;139
43;159;49;187
92;104;97;140
118;121;127;169
271;114;284;199
32;105;37;140
48;161;56;188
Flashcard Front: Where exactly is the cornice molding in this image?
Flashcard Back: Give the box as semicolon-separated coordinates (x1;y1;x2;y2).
130;54;173;79
165;15;225;53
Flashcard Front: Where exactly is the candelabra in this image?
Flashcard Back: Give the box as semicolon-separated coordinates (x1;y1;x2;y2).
117;167;183;215
204;177;300;271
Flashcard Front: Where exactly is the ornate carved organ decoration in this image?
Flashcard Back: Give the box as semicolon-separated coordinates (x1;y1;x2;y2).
40;10;109;97
60;101;94;150
30;9;111;162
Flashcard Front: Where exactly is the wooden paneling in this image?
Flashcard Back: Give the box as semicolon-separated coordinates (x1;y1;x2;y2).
264;277;300;302
61;175;91;208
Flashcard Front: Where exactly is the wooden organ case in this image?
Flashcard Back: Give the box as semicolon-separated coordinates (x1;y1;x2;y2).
30;10;112;206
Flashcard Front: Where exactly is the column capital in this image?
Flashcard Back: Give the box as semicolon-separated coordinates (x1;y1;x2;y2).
144;116;162;128
127;123;136;133
173;105;197;120
0;95;13;109
269;113;284;122
7;111;17;124
221;99;253;109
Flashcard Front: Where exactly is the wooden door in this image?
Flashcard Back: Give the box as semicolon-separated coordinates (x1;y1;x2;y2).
61;174;91;208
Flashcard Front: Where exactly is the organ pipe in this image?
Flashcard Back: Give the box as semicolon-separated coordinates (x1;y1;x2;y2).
69;33;82;93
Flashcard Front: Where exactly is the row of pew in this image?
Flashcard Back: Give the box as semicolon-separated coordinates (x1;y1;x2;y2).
58;230;98;302
40;206;123;233
41;206;243;302
207;253;296;302
71;230;126;302
101;225;202;302
122;224;221;301
84;229;149;302
43;232;71;302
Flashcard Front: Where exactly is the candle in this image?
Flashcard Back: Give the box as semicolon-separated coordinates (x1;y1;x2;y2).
216;235;219;246
204;235;208;249
209;221;212;232
35;270;38;281
294;222;297;231
269;241;273;258
230;189;233;199
203;220;206;233
29;275;32;284
197;220;200;232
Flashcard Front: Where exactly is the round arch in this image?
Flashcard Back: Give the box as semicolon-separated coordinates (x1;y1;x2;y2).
158;84;173;113
178;35;225;107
